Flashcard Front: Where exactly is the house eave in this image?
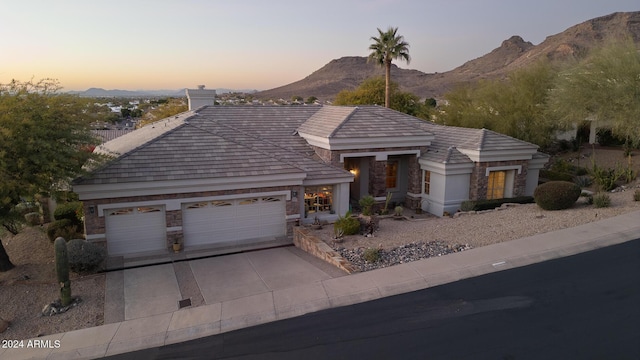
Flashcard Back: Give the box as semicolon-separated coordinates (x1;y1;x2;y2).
457;148;538;162
73;173;307;200
419;158;475;175
298;132;433;151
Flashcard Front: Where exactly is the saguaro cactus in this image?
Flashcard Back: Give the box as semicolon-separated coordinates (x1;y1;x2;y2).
54;237;72;306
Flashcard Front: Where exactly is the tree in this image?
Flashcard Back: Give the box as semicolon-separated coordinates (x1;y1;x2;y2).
334;77;426;117
137;97;187;127
437;60;558;147
0;79;100;271
547;38;640;145
368;27;410;108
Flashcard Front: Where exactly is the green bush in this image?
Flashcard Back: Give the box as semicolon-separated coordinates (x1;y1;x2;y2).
46;219;80;242
334;211;360;236
460;196;534;212
589;160;622;192
53;202;83;226
592;193;611;208
534;181;582;210
362;248;381;263
24;212;42;226
634;189;640;202
66;239;106;274
14;202;39;216
359;195;375;216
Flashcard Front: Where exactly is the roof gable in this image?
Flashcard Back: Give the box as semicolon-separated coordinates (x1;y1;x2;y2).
297;105;435;150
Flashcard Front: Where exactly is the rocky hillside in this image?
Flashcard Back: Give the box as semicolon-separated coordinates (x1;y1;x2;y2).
255;11;640;101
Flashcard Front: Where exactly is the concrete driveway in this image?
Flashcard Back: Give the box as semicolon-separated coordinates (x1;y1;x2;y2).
105;246;347;322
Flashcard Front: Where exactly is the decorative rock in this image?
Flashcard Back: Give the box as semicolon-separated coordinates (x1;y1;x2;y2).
335;240;472;272
41;297;82;317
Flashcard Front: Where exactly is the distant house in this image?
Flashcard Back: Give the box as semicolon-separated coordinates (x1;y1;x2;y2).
73;87;548;257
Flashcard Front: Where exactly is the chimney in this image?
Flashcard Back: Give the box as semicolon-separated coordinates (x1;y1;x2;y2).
185;85;216;110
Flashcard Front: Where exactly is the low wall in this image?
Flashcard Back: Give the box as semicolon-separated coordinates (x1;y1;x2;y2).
293;227;357;274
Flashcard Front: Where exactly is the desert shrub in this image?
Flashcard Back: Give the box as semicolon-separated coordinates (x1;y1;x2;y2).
539;169;574;182
46;219;80;242
634;189;640;202
596;128;626;147
581;192;594;205
67;239;106;274
589;160;622;191
592;193;611;208
14;202;39;216
460;201;475;212
362;248;381;263
53;201;84;227
534;181;582;210
394;206;404;216
460;196;534;212
359;195;375;216
574;175;592;188
24;212;42;226
333;211;360;236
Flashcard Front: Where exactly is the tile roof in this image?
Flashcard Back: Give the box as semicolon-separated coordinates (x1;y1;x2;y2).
415;121;539;164
75;106;351;185
298;105;434;139
75;105;543;185
92;129;133;143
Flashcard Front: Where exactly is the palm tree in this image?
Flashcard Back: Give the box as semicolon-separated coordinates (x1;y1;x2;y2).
368;27;411;108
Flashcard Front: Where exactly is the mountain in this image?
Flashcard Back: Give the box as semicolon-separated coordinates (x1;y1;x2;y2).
69;87;257;98
255;11;640;101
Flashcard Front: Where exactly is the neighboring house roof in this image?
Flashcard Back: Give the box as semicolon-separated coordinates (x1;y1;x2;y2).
94;112;190;157
92;130;133;143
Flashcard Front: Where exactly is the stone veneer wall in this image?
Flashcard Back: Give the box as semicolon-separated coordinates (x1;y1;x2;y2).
293;227;357;274
469;160;529;200
308;145;428;206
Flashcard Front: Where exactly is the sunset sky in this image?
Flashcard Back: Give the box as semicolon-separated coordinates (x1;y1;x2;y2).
1;0;637;92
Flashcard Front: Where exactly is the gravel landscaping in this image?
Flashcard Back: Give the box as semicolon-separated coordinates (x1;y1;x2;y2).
315;183;640;272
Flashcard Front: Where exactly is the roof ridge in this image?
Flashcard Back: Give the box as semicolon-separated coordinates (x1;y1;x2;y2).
328;106;358;138
478;128;489;150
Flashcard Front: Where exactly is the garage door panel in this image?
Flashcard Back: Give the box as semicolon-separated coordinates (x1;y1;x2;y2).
183;196;286;248
105;206;166;256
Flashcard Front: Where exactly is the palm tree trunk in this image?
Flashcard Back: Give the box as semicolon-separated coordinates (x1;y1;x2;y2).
0;238;15;272
385;61;391;108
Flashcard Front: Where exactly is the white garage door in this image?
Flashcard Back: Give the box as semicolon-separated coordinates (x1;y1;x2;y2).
182;196;286;247
105;206;166;256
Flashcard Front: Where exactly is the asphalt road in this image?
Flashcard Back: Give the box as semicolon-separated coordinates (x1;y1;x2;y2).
107;239;640;360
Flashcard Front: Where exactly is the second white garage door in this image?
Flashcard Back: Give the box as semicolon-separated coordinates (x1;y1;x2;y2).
182;196;286;247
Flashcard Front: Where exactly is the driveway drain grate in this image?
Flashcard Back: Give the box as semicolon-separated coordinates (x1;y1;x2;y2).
178;298;192;309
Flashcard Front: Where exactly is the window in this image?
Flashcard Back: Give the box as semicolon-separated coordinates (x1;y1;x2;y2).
304;186;333;216
487;171;506;199
424;170;431;195
386;161;398;189
212;200;232;207
239;198;258;205
137;207;162;213
107;208;133;216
